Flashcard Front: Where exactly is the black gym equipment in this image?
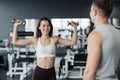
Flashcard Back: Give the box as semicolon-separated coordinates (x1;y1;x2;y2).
12;18;26;25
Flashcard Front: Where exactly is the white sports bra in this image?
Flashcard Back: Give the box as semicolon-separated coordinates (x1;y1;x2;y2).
36;38;56;57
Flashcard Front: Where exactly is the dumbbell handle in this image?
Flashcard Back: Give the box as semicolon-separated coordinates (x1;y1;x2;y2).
12;18;16;23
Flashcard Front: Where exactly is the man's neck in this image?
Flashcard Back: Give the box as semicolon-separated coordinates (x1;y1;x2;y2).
94;17;108;28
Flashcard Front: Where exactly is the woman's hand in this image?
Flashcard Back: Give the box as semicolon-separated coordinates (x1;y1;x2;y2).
14;19;22;27
69;21;78;28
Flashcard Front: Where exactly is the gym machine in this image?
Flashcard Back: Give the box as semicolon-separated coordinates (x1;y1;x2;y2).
0;39;10;70
6;19;36;80
58;20;89;79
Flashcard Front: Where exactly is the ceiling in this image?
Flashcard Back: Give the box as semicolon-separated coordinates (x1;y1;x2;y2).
113;0;120;1
78;0;120;2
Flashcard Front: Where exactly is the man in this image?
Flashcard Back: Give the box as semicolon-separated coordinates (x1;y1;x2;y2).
83;0;120;80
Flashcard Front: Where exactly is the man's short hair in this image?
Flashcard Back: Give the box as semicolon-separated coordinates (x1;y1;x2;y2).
92;0;113;18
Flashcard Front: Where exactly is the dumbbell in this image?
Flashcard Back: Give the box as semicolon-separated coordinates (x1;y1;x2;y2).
67;21;79;26
12;18;26;25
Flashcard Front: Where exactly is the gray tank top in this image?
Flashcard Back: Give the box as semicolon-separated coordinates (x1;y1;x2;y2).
93;24;120;79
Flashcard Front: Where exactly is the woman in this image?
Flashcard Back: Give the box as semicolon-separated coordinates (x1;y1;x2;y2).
12;17;78;80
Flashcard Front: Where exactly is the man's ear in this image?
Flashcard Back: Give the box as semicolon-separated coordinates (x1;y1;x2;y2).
94;8;98;16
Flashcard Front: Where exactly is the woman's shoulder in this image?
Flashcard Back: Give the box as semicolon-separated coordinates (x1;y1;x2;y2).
29;37;40;47
52;36;59;43
29;37;39;43
52;36;59;40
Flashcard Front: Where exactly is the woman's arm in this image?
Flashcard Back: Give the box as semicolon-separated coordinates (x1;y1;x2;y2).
12;20;35;46
54;21;77;46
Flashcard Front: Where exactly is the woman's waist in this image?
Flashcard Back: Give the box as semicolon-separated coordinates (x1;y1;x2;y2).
37;57;55;69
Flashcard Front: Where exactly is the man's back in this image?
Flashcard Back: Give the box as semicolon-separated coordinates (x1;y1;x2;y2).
94;24;120;79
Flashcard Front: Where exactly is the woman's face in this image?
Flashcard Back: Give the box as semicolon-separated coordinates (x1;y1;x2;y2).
39;20;51;35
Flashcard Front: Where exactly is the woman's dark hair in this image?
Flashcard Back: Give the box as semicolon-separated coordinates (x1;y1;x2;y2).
92;0;113;18
36;17;53;38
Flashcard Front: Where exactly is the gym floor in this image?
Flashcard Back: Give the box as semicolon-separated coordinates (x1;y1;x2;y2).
0;57;83;80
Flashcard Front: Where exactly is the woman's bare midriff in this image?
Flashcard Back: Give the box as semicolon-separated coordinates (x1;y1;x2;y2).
37;57;55;69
